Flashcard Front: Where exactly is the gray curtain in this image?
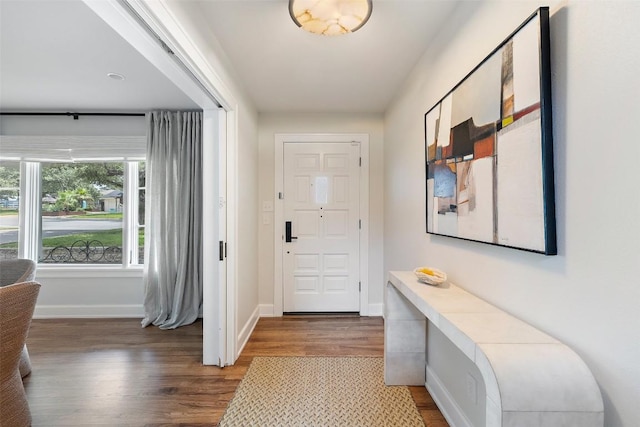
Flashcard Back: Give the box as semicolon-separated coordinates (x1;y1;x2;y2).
142;111;203;329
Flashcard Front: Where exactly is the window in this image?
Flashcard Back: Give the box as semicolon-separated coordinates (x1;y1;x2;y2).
0;161;144;267
0;161;20;260
0;132;146;267
40;163;125;264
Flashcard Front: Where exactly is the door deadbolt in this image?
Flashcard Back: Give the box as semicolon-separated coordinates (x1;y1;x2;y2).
285;221;298;242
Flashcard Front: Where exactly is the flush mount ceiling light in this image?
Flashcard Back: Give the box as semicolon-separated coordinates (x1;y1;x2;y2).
289;0;372;36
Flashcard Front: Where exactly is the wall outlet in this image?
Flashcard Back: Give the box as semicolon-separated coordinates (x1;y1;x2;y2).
466;373;478;405
262;201;273;212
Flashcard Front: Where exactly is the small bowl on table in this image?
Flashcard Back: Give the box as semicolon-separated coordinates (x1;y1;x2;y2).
413;267;447;286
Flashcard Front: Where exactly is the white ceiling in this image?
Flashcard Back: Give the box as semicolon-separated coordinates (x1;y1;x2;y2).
191;0;461;113
0;0;199;112
0;0;462;114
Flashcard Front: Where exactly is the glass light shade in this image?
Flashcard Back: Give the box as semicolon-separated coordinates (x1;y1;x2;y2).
289;0;372;36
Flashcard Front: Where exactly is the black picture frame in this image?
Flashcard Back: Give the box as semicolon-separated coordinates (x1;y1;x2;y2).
424;7;556;255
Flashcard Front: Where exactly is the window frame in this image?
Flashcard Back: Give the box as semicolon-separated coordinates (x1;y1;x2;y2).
16;160;144;270
124;161;145;266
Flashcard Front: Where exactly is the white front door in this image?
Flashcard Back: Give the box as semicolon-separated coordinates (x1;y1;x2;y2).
283;142;361;312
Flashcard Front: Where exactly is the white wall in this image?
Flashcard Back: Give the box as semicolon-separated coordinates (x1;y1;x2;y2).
235;105;260;342
383;2;639;427
33;268;144;318
258;113;385;315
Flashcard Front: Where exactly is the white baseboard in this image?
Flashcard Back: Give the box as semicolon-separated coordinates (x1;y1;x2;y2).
259;304;275;317
236;306;260;357
426;365;473;427
34;304;144;319
367;303;383;317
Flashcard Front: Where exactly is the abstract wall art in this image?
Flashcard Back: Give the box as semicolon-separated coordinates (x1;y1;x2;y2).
425;7;556;255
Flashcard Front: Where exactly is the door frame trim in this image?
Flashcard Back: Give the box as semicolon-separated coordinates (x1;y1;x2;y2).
274;133;370;316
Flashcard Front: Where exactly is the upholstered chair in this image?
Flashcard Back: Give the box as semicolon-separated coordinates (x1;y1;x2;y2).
0;281;41;427
0;259;36;285
0;259;37;378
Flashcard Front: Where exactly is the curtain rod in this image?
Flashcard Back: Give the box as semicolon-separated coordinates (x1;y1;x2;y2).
0;112;145;120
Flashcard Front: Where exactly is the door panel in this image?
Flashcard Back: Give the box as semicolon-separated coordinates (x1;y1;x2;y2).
294;210;320;238
324;210;350;238
283;142;360;312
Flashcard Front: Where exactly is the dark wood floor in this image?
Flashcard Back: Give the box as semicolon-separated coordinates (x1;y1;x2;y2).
24;316;448;426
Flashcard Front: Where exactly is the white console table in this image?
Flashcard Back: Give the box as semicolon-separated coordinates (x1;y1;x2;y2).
384;271;603;427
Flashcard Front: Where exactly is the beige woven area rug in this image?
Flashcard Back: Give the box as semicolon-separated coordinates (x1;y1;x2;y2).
218;356;424;427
